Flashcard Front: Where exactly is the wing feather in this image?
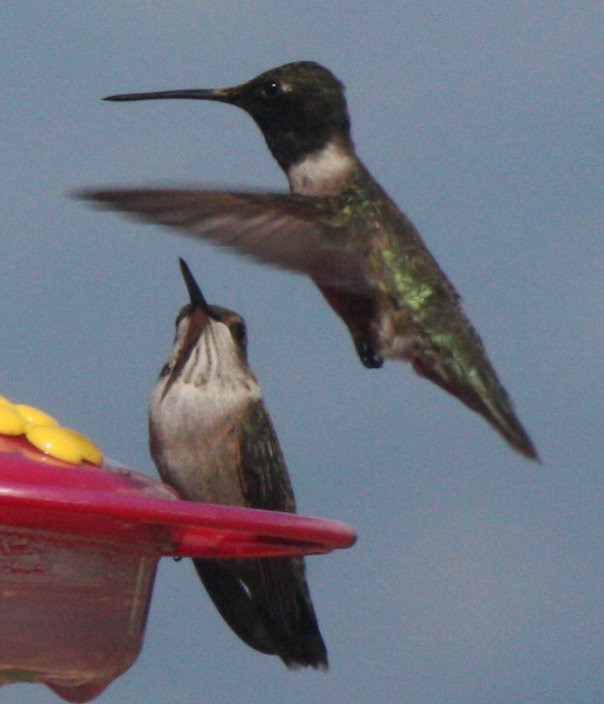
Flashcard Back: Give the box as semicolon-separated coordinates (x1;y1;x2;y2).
79;188;369;291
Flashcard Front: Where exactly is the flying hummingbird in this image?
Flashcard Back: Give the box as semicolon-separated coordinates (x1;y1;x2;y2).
83;61;538;459
149;258;327;669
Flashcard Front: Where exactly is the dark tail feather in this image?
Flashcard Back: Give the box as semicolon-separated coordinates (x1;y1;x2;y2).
193;558;276;655
193;557;328;669
412;354;539;460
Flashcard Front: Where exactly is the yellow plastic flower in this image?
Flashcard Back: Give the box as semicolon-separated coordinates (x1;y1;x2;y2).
0;395;102;466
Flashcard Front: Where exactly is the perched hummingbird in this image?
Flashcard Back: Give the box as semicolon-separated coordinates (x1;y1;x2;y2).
83;61;538;459
149;258;327;669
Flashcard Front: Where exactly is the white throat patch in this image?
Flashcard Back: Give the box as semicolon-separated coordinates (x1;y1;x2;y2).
287;141;355;196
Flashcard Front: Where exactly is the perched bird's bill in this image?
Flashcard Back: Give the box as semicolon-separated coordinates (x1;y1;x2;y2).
179;257;210;311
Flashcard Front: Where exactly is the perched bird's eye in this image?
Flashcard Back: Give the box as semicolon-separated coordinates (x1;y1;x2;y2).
174;311;186;328
262;80;283;97
231;322;248;350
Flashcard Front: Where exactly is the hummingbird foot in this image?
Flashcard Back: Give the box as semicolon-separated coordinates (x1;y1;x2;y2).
357;341;383;369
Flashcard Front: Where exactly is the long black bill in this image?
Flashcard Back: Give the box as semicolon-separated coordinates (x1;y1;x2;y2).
104;88;231;102
178;258;210;312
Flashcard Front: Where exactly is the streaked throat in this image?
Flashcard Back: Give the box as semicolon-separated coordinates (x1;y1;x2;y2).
179;323;256;390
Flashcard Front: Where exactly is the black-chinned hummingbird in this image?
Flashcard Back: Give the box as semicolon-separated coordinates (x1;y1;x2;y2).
149;258;327;669
84;61;538;459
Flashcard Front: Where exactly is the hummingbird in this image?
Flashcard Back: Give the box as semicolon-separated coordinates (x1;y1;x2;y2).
83;61;538;459
149;257;328;669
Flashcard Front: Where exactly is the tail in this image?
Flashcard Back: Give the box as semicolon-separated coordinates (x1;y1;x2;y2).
410;323;539;460
193;556;328;669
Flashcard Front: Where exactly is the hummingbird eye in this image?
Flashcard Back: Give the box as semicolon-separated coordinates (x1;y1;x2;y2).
231;321;248;350
261;80;283;97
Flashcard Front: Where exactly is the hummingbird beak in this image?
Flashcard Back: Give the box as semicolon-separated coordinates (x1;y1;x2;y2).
178;258;211;313
104;87;233;103
161;260;213;400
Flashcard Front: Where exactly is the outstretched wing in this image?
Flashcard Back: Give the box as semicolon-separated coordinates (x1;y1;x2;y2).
79;188;370;292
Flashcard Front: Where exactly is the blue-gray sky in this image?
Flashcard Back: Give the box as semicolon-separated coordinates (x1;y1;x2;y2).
3;3;602;703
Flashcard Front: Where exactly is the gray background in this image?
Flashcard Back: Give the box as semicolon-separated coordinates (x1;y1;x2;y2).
3;3;602;703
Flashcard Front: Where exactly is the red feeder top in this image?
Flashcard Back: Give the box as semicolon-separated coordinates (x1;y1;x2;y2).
0;433;356;559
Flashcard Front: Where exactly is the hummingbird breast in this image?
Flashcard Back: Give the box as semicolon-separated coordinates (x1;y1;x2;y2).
149;375;261;505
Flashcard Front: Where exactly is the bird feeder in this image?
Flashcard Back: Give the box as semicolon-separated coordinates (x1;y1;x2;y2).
0;400;356;702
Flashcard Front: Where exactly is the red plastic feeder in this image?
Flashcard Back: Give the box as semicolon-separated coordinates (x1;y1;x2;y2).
0;434;356;702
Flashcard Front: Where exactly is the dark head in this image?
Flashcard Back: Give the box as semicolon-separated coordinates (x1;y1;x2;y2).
159;259;249;397
105;61;352;172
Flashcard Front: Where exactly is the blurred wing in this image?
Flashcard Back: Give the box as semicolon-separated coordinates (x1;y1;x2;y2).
79;188;369;292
